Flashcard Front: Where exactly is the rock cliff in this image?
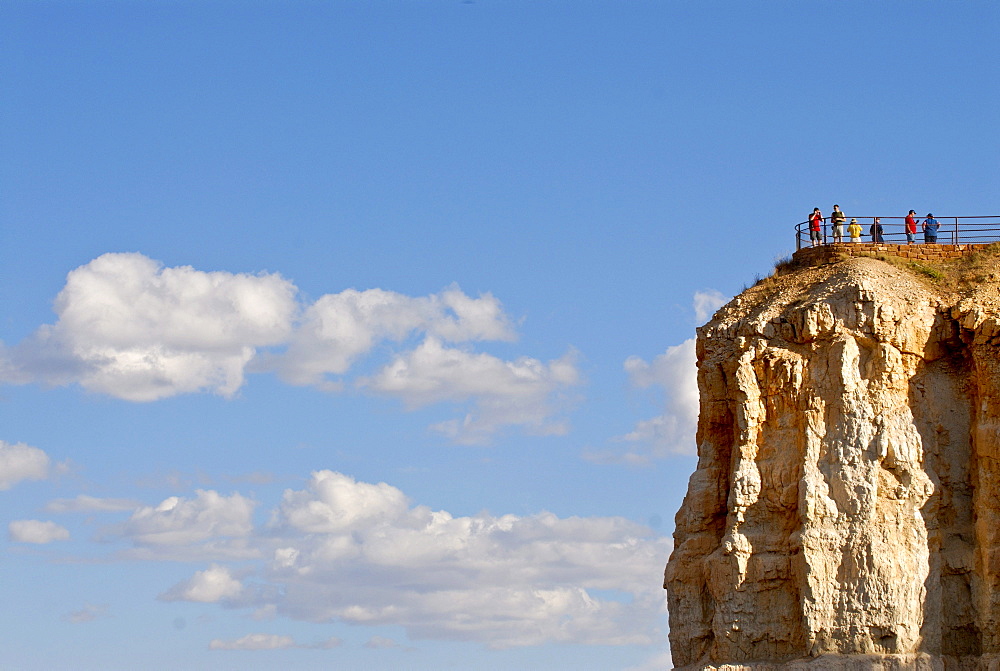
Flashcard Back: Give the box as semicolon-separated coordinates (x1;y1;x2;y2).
665;254;1000;669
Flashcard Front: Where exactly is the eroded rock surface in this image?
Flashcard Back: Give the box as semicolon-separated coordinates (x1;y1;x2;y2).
665;257;1000;669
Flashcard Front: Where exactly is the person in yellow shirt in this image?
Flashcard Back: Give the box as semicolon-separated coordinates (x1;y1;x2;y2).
847;218;862;242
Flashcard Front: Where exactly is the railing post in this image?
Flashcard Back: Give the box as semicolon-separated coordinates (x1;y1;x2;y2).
954;217;960;245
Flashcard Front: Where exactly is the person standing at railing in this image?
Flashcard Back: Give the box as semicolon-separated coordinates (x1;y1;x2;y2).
870;217;885;243
848;218;862;242
923;213;940;243
809;208;823;247
905;210;918;244
830;205;846;243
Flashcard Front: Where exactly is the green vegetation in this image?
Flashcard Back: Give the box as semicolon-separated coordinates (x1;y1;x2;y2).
907;261;944;281
769;243;1000;294
869;247;1000;291
943;242;1000;290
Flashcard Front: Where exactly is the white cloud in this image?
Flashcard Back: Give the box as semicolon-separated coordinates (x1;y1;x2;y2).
160;564;244;603
361;338;580;444
1;254;576;444
309;637;343;650
1;252;297;401
9;519;70;543
272;286;515;389
116;490;256;560
45;494;141;513
693;289;727;324
255;470;669;648
275;471;408;534
583;338;698;464
625;649;675;671
621;338;699;454
589;291;728;464
63;603;110;623
209;633;296;651
40;469;667;648
364;635;402;649
0;440;51;490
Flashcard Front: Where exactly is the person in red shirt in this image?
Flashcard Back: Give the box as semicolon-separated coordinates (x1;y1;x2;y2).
905;210;918;244
809;208;823;247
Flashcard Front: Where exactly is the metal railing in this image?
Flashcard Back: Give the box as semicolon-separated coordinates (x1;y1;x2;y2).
795;215;1000;250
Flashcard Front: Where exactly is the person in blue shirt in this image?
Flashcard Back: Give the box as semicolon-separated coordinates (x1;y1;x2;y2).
870;217;885;243
923;213;940;243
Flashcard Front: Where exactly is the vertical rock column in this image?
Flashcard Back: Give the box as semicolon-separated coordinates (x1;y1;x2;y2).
665;260;967;668
957;299;1000;660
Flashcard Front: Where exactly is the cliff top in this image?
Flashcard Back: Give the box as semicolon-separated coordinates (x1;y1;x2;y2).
782;242;1000;294
705;243;1000;345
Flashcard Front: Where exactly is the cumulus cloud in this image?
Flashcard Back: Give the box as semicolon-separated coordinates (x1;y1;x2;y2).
0;252;297;401
159;564;244;603
0;441;51;490
9;519;70;543
616;338;700;458
1;253;578;443
153;470;668;648
256;470;668;648
693;289;727;324
272;286;515;389
588;290;728;464
275;470;408;534
361;338;580;444
112;490;257;560
209;633;296;651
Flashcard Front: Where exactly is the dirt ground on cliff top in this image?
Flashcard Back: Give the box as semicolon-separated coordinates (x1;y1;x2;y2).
714;244;1000;327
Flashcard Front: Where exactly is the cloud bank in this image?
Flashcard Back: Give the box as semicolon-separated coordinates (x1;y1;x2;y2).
98;470;669;649
0;253;578;442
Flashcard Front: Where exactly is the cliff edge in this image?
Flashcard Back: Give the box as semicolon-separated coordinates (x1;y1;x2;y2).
665;251;1000;669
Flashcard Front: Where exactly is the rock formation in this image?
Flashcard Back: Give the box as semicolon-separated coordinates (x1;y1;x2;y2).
665;254;1000;669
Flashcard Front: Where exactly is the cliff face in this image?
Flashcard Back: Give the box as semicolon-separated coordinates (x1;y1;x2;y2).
665;256;1000;669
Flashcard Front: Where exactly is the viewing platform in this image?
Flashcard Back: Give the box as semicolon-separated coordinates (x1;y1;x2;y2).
792;242;994;266
795;215;1000;251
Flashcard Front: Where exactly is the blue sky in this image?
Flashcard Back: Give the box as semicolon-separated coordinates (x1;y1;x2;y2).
1;2;997;669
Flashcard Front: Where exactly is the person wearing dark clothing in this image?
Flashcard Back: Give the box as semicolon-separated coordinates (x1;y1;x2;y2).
870;217;885;243
830;205;846;243
923;214;940;243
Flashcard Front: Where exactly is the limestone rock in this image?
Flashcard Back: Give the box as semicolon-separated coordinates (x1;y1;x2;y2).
665;257;1000;669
